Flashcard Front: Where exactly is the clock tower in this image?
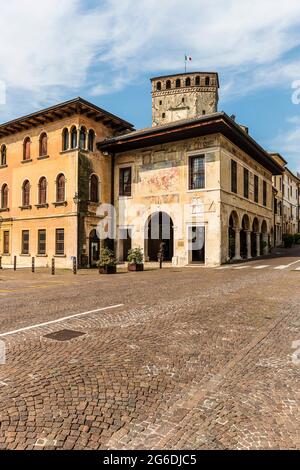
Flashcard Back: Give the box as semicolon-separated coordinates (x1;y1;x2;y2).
151;72;219;127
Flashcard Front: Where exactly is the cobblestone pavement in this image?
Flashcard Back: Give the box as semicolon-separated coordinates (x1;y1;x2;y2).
0;247;299;450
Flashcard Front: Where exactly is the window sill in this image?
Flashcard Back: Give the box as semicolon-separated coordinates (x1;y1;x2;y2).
0;208;9;212
37;254;48;257
37;155;49;160
119;195;133;199
187;188;206;193
52;201;68;207
21;159;33;164
60;148;79;155
20;254;31;257
35;204;49;209
19;205;32;210
54;254;66;258
0;164;7;169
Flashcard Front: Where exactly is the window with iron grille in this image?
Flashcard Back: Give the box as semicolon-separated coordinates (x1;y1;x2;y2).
55;229;64;255
243;168;249;199
254;175;259;203
231;160;237;194
3;231;9;254
119;167;132;197
38;230;46;255
263;181;267;206
22;230;29;255
189;155;205;190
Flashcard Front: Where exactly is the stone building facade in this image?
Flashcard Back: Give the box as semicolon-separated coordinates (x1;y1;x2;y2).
0;98;133;269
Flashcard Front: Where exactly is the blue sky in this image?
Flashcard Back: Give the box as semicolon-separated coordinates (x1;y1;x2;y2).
0;0;300;173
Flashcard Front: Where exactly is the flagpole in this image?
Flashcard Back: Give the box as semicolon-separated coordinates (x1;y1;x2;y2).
184;54;187;74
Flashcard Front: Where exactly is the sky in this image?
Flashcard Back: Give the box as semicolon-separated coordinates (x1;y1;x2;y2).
0;0;300;173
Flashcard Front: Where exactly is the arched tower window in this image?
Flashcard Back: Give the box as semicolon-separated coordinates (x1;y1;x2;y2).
70;126;78;149
38;177;47;205
175;79;181;88
205;76;210;86
185;77;191;87
23;137;31;161
156;81;162;91
195;76;200;86
56;174;66;202
62;128;69;151
90;174;99;203
39;133;48;157
1;145;7;166
88;130;95;152
1;184;8;209
79;127;87;150
22;180;30;206
166;80;171;89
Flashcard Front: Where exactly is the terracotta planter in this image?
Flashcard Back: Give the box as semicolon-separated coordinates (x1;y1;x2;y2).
99;265;117;274
128;263;144;272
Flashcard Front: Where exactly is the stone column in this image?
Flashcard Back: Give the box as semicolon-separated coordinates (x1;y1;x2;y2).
233;228;241;261
246;231;252;260
256;232;261;257
262;233;269;255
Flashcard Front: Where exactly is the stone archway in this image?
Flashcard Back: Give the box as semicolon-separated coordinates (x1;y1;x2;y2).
145;212;174;262
241;214;250;259
261;220;268;255
228;211;240;260
251;217;260;258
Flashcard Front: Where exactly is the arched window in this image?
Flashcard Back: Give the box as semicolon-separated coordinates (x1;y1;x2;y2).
195;76;200;86
166;80;171;89
90;174;99;203
22;180;30;206
56;174;66;202
79;127;87;150
62;128;69;151
23;137;31;161
205;76;210;86
1;184;8;209
39;133;48;157
185;77;191;87
0;145;7;166
38;177;47;205
70;126;78;149
156;81;162;91
176;79;181;88
88;129;95;152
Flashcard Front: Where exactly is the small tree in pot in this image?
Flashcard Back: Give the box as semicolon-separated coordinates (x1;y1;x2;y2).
97;247;117;274
127;247;144;272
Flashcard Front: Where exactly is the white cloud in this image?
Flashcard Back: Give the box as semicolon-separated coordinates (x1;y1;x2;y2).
1;0;300;114
271;116;300;173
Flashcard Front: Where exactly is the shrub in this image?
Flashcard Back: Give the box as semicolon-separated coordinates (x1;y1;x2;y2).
97;247;117;267
283;234;294;248
294;233;300;245
127;247;144;265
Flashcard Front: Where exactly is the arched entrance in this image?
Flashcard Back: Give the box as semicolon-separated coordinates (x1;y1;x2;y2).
251;218;259;257
261;220;268;255
146;212;174;261
89;229;100;267
229;211;239;260
240;215;250;259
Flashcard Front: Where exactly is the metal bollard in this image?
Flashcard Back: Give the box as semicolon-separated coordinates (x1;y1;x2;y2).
32;257;35;273
51;258;55;276
13;256;17;271
73;257;77;275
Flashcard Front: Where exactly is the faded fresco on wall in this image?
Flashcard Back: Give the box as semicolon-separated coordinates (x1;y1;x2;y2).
140;167;180;194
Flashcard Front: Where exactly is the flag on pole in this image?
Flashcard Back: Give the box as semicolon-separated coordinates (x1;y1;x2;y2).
185;55;192;62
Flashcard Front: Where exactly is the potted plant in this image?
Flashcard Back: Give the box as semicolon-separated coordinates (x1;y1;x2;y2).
283;234;294;248
127;247;144;272
97;247;117;274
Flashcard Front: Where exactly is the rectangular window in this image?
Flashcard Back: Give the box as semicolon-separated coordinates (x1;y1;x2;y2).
189;155;205;190
38;229;46;255
22;230;29;255
263;180;267;206
55;229;65;255
119;167;132;197
3;231;9;254
254;175;259;203
274;198;278;215
243;168;249;199
231;160;237;194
